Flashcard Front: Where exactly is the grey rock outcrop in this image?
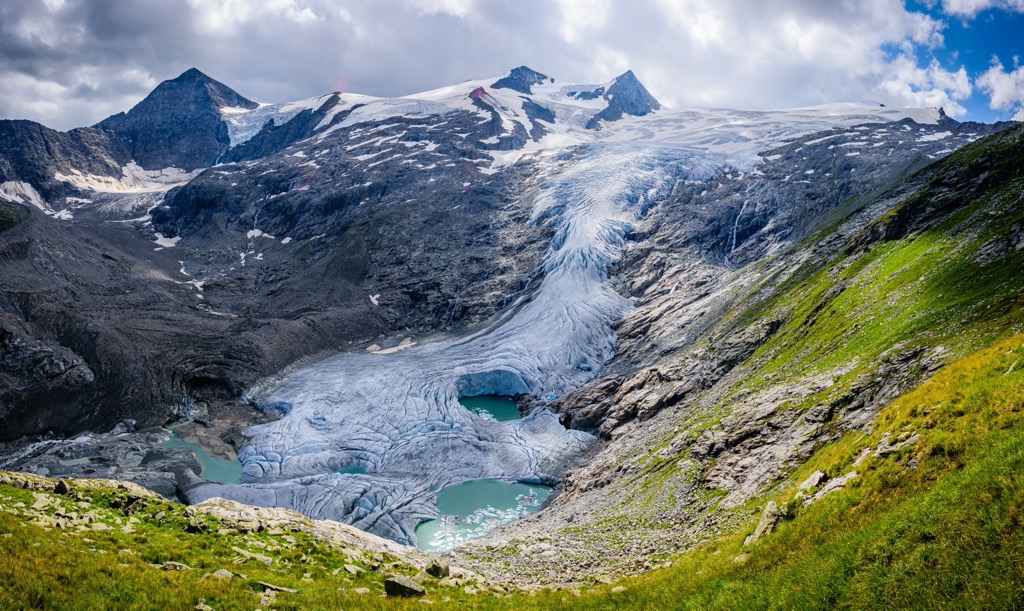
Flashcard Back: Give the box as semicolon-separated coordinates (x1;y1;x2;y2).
798;470;826;491
427;557;450;578
743;501;781;546
492;66;552;94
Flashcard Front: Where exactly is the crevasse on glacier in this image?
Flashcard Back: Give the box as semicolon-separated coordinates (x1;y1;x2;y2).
185;143;729;545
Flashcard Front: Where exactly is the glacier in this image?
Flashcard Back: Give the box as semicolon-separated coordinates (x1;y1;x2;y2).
177;69;954;546
184;142;731;544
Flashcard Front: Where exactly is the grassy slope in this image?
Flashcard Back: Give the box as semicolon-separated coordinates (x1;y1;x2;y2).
535;333;1024;610
0;481;503;610
1;125;1023;609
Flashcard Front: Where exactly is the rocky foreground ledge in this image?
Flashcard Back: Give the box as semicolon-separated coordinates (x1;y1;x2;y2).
0;470;538;605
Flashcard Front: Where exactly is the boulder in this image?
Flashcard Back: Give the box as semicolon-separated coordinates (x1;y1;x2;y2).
426;557;450;578
743;501;781;546
384;575;425;597
232;546;273;566
798;470;826;491
257;581;297;593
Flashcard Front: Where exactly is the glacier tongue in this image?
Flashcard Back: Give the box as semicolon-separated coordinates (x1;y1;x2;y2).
184;143;730;545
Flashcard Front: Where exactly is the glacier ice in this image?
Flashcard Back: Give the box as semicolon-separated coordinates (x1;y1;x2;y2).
184;142;731;545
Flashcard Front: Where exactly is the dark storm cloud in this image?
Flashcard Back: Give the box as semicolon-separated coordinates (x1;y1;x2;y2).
0;0;581;130
0;0;201;127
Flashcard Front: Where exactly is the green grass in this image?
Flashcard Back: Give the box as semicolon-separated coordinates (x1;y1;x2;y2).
0;483;505;609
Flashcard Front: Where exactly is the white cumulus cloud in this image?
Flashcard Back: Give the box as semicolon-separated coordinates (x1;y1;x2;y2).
940;0;1024;17
978;60;1024;119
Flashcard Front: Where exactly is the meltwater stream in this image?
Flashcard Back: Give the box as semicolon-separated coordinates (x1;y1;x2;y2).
185;144;728;546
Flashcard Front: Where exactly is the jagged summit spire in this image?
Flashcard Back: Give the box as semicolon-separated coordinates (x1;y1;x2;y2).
585;69;661;129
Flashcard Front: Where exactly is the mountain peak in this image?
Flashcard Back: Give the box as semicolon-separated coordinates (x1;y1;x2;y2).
584;70;661;129
96;69;258;170
175;67;208;81
608;70;660;112
492;66;552;94
152;68;258;111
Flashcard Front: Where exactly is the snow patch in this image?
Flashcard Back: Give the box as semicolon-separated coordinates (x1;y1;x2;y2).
0;181;47;211
247;229;276;239
354;149;391;162
0;181;76;220
221;95;334;147
56;163;198;193
153;233;181;248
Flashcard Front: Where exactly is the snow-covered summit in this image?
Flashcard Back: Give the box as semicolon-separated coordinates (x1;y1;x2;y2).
245;67;945;165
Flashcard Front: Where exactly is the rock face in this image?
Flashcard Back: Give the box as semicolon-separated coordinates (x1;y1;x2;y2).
0;204;388;441
0;69;261;207
219;94;344;164
0;120;129;201
96;68;258;170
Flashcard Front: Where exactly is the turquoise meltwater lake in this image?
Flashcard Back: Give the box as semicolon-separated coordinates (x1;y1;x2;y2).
337;465;369;474
162;430;243;484
414;478;552;551
458;395;521;421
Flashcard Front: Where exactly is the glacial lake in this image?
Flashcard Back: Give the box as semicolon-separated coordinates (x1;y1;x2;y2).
337;465;369;474
162;430;243;484
458;395;521;421
414;478;552;551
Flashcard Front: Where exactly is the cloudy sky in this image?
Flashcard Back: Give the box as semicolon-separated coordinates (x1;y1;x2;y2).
1;0;1022;131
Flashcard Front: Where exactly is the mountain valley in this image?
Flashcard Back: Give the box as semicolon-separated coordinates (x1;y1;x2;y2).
1;66;1022;608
